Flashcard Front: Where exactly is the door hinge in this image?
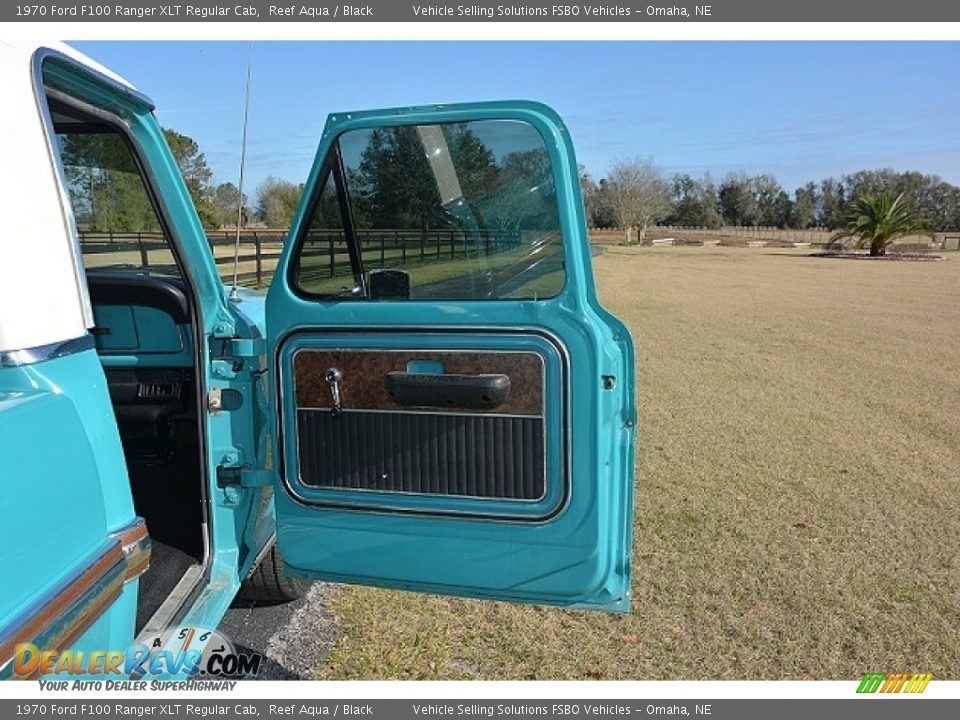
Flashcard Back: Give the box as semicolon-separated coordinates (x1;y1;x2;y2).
208;338;265;383
211;358;239;380
228;337;266;358
217;465;273;488
211;320;236;340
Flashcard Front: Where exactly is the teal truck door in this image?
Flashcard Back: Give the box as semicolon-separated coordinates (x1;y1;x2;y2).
266;102;636;611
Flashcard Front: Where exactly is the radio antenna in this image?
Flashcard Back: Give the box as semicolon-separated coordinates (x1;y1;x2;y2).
229;42;253;303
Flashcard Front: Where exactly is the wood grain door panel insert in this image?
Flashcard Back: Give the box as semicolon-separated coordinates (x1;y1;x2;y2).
294;349;543;416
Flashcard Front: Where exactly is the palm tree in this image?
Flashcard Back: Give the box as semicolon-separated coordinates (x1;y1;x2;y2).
831;193;933;256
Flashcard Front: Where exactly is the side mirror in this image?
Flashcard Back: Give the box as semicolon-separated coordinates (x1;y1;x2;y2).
369;269;411;300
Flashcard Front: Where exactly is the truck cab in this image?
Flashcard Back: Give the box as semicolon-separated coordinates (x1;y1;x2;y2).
0;41;636;679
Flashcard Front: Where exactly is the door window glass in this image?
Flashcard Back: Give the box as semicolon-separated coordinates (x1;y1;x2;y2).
294;119;564;300
50;106;179;277
292;171;357;296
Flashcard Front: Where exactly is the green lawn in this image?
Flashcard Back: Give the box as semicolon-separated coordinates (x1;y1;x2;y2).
312;246;960;680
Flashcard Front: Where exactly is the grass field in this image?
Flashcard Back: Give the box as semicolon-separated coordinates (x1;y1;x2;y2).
312;246;960;680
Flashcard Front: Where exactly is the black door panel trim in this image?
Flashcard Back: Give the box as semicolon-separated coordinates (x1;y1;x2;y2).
274;325;571;523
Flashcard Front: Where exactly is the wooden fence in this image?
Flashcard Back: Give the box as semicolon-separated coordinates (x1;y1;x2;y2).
590;226;836;246
590;225;954;249
77;225;959;288
78;228;523;288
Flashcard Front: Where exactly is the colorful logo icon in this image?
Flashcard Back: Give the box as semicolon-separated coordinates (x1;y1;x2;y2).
857;672;932;694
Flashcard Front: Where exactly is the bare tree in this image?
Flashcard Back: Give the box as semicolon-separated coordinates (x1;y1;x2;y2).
603;157;672;244
255;176;303;228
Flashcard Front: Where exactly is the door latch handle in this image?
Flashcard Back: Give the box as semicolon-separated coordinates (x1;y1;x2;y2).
324;367;343;415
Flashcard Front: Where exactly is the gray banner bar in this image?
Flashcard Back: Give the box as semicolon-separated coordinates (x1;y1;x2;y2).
3;0;960;23
1;699;958;719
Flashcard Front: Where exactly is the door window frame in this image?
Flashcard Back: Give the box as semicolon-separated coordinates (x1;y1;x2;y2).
289;144;368;299
286;117;571;304
35;52;216;608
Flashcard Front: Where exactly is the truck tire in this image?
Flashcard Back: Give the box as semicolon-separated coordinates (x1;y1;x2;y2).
237;544;311;604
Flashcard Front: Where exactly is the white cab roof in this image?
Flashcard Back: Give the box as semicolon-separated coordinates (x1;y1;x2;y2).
0;42;143;354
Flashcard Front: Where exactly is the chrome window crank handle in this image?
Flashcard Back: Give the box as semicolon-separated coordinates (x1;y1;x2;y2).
325;367;343;415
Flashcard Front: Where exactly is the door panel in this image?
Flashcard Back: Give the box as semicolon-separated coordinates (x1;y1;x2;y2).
294;349;544;415
267;101;635;611
298;411;545;498
295;348;546;499
278;331;564;520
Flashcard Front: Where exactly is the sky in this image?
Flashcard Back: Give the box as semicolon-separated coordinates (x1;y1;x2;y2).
71;41;960;196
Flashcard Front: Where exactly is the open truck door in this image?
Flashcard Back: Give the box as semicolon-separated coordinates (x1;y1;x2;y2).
265;101;636;611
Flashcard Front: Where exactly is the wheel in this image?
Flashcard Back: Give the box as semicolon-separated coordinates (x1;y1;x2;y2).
237;543;311;604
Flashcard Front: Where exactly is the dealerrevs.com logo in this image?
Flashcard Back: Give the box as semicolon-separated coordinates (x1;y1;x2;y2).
14;626;261;679
857;673;933;694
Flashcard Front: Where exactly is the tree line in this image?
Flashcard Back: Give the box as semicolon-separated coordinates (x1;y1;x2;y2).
65;124;556;236
169;128;305;230
581;159;960;241
61;126;960;238
60;126;302;232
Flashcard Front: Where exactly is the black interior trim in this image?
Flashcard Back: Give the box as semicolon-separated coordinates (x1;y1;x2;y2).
385;371;511;410
298;409;544;500
87;271;190;325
